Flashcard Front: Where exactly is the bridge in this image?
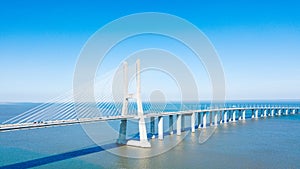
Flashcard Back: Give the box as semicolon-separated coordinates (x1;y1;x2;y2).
1;59;299;148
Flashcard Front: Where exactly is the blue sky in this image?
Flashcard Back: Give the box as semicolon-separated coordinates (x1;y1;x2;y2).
0;0;300;102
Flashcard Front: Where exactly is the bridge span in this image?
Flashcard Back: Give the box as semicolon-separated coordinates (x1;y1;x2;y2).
1;59;299;148
1;106;299;145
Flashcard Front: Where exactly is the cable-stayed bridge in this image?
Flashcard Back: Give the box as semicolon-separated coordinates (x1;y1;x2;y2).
1;59;299;148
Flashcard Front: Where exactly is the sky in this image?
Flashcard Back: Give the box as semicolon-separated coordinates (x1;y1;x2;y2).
0;0;300;102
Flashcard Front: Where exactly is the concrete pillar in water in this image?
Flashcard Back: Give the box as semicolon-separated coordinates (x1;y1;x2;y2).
260;109;264;117
202;112;207;128
232;110;236;122
191;112;195;133
197;112;201;128
150;117;155;139
278;109;282;116
158;116;163;140
271;109;274;116
181;115;185;132
214;111;218;126
176;114;182;135
209;112;213;126
238;110;242;120
263;109;267;117
223;111;228;123
117;119;127;144
242;110;246;120
255;109;259;118
169;115;173;135
285;109;289;115
219;111;223;124
292;109;296;115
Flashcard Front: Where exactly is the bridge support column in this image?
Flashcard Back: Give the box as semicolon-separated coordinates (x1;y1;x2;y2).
150;117;155;138
117;119;127;144
219;111;223;124
181;115;185;132
285;109;289;115
232;110;236;122
263;109;267;117
176;114;182;135
197;113;201;128
214;111;218;126
209;112;213;126
271;109;274;116
292;109;296;115
169;115;174;135
223;111;228;123
238;110;242;120
191;112;195;133
255;109;259;118
278;109;282;116
202;112;207;128
242;110;246;120
126;59;151;148
133;117;151;147
158;116;163;140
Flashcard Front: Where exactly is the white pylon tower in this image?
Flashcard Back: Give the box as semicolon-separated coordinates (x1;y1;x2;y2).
116;62;128;145
117;59;151;148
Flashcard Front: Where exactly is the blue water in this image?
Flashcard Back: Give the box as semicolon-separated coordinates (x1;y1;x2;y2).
1;102;300;168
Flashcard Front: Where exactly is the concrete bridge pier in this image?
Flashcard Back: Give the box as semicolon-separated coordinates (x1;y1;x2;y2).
255;109;259;118
214;111;218;126
228;110;232;122
232;110;236;122
260;109;264;117
223;111;228;123
181;115;185;132
169;115;174;135
117;119;127;144
202;112;207;128
278;109;282;116
209;112;213;126
176;114;182;135
242;110;246;120
292;109;296;115
219;111;223;124
128;117;151;148
271;109;275;116
191;112;195;133
158;116;163;140
150;117;155;138
238;110;242;120
197;113;201;128
263;109;267;117
285;109;289;115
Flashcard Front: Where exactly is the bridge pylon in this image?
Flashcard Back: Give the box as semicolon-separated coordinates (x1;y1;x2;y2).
116;59;151;148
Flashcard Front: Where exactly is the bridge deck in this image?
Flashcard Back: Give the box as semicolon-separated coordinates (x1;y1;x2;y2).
0;107;298;132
